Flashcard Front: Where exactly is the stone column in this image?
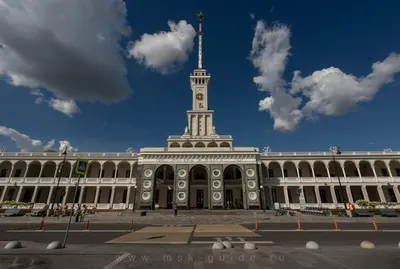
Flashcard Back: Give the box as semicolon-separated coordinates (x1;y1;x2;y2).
361;186;370;201
296;166;300;178
268;186;273;205
8;164;15;179
330;186;338;207
314;186;322;206
126;186;131;209
109;186;115;209
311;165;316;179
283;186;289;207
377;185;386;202
94;186;100;206
38;165;44;178
341;166;347;180
15;186;23;202
345;186;354;203
325;165;331;180
69;164;74;179
62;187;69;205
78;186;85;204
47;186;54;205
372;166;378;179
31;186;38;203
356;165;362;179
0;186;8;202
392;186;400;202
23;165;29;178
385;162;393;180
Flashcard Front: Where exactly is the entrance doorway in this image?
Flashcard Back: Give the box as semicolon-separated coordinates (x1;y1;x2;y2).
226;189;233;208
167;189;173;209
196;190;204;208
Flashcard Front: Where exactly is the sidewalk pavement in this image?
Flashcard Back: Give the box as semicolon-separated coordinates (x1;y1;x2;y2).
1;211;400;224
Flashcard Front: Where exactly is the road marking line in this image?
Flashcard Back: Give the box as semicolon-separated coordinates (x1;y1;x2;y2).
102;252;130;269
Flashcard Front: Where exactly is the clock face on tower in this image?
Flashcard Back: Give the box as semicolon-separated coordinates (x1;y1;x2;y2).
196;93;204;101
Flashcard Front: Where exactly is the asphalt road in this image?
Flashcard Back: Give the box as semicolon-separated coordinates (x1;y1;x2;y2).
0;222;399;232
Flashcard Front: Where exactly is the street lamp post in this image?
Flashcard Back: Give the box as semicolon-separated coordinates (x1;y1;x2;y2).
132;185;137;212
48;147;68;217
329;145;347;210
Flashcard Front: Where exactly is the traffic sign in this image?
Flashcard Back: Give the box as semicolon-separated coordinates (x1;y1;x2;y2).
75;158;89;176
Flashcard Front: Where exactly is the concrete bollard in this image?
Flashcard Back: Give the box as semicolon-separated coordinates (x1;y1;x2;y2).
4;241;22;249
360;241;375;249
47;241;63;250
305;241;320;249
244;242;257;250
212;242;225;250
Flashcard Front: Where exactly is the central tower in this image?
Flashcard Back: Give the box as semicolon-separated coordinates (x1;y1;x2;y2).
167;12;233;149
187;12;214;136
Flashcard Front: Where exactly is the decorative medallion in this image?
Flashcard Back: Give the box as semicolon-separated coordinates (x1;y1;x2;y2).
212;169;221;178
246;169;255;178
143;180;152;189
247;180;256;189
142;192;151;201
178;169;187;178
213;192;222;201
144;169;153;178
248;192;257;201
178;180;187;189
212;180;221;189
177;192;186;201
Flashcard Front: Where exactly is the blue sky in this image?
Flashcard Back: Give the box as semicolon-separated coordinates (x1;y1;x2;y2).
0;0;399;153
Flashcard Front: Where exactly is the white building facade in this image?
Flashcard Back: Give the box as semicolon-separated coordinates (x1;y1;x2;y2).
1;13;400;210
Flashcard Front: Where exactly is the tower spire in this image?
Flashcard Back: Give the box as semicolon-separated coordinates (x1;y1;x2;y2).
196;12;205;69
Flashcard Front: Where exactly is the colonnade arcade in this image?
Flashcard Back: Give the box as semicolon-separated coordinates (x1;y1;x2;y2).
262;160;400;179
152;164;244;209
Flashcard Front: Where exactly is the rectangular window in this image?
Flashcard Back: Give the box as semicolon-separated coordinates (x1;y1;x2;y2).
283;169;288;177
14;169;21;177
268;169;274;178
112;170;115;178
126;170;130;178
381;169;389;177
0;169;7;177
396;168;400;177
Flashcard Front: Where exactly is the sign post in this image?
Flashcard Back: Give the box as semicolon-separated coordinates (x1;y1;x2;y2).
62;158;88;248
298;187;306;210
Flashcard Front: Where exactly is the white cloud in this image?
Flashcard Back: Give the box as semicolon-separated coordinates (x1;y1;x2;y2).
250;20;400;131
0;125;77;152
59;140;78;152
0;0;132;105
128;20;196;74
291;53;400;118
249;13;255;20
49;98;80;117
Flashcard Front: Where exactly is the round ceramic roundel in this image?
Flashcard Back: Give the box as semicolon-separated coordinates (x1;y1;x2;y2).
142;192;151;201
247;180;256;189
212;180;221;189
213;192;222;201
144;169;153;178
143;180;152;189
178;180;186;189
177;192;186;201
246;169;255;178
178;169;187;178
212;169;221;178
248;191;257;201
